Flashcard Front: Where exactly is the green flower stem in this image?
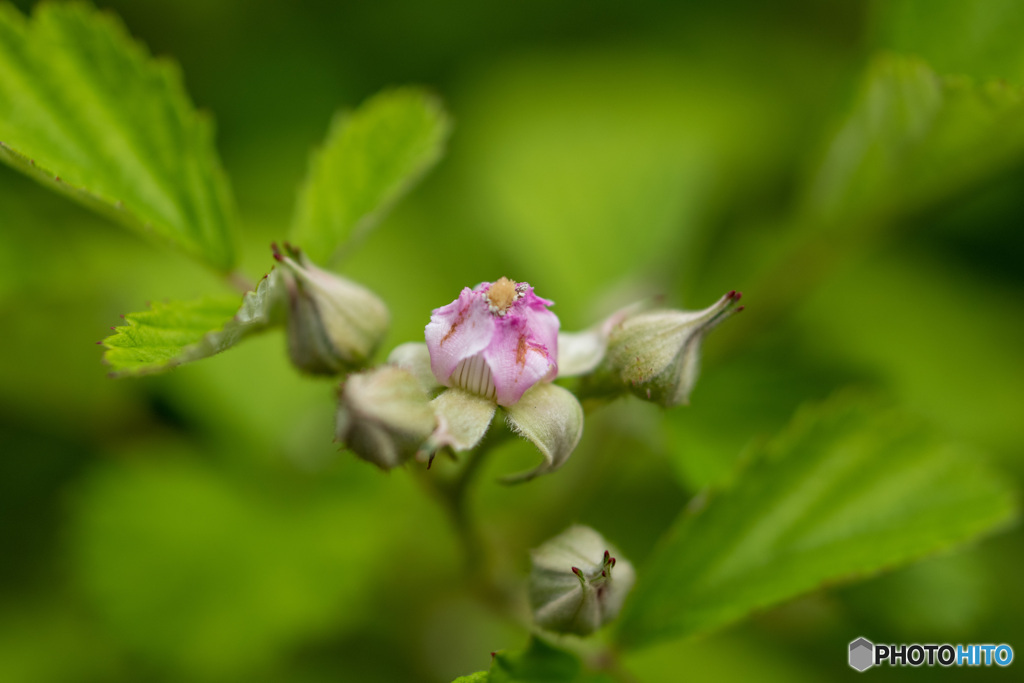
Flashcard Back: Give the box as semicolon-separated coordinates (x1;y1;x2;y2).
418;408;641;683
430;423;510;576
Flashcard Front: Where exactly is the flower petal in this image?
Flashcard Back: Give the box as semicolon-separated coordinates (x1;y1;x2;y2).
502;383;584;483
387;342;440;392
426;388;497;453
424;287;495;386
483;315;557;406
520;287;560;362
556;330;607;378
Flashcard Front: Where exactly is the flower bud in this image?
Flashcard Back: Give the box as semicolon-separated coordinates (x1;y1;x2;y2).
529;525;635;636
594;291;742;406
335;366;437;469
274;243;390;375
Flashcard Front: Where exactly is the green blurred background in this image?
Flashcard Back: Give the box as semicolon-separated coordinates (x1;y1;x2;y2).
2;0;1022;680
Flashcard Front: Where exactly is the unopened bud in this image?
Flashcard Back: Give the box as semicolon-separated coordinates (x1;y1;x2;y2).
592;291;742;406
529;525;635;636
274;243;390;374
336;366;436;469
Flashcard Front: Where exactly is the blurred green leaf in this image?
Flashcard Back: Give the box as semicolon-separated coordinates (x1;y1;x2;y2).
101;272;280;377
290;87;450;263
804;54;1024;228
872;0;1024;84
664;336;856;491
616;393;1017;649
0;3;238;270
452;673;489;683
622;628;822;683
485;637;612;683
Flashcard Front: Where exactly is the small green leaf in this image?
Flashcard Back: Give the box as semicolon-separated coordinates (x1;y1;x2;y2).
102;272;282;377
0;3;238;270
486;638;613;683
290;88;450;263
615;393;1017;649
451;673;489;683
804;54;1024;227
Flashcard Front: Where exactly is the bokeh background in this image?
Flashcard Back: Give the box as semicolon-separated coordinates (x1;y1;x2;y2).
2;0;1023;681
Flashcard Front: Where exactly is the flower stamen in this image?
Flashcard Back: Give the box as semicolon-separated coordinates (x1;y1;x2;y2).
486;276;520;316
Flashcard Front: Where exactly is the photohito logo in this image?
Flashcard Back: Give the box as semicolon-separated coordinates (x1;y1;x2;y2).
849;638;874;672
849;637;1014;671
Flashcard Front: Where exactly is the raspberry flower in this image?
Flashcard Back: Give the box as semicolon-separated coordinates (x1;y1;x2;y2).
425;277;558;406
390;277;584;482
340;279;742;481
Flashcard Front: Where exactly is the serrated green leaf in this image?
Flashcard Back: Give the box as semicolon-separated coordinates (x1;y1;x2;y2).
0;3;238;270
804;54;1024;227
102;272;281;377
615;393;1018;649
290;87;450;263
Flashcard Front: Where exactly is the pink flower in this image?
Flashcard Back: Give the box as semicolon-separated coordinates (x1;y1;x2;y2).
425;277;559;406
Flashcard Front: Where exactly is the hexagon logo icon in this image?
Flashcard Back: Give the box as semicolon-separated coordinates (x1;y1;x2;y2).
849;637;874;671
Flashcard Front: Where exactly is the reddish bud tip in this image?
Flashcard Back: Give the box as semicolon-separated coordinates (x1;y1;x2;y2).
490;652;497;658
736;305;745;313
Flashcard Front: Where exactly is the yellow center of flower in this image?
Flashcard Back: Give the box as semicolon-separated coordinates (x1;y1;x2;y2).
486;277;518;314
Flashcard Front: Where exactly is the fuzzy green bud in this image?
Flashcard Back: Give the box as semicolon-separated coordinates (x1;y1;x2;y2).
274;243;389;375
529;525;635;636
590;291;743;406
335;366;436;469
